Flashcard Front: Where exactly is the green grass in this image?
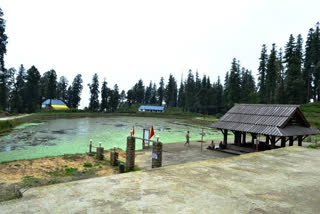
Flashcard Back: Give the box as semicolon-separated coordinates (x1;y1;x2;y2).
0;119;25;133
83;162;93;167
307;144;320;149
47;167;78;177
23;176;41;186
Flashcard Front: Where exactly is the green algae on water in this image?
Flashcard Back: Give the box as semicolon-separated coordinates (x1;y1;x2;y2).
14;123;43;130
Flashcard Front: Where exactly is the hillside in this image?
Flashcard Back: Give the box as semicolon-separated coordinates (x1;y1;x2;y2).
300;102;320;130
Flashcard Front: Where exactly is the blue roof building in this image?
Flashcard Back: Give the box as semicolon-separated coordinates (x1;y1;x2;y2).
138;105;164;113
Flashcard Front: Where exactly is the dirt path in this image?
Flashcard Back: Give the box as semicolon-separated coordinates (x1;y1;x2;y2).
0;114;31;121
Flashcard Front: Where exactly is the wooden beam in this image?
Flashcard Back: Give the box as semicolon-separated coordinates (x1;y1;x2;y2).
266;135;270;145
298;136;303;146
281;137;286;147
289;136;294;146
271;136;276;149
242;132;246;145
223;129;228;145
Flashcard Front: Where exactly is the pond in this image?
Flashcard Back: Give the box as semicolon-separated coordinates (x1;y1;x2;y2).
0;116;223;162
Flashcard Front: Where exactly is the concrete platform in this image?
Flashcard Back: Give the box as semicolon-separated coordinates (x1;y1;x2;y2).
1;147;320;214
136;141;234;169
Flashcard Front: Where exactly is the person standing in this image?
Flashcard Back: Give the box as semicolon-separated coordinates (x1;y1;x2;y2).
184;131;190;146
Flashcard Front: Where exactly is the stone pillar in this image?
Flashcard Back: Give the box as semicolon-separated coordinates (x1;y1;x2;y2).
281;137;286;147
298;136;303;146
242;132;246;145
271;136;276;149
96;147;104;160
289;136;294;146
110;151;119;166
152;141;163;168
126;136;136;171
223;129;228;145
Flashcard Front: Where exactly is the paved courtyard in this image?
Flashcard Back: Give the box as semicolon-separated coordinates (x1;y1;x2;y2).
1;146;320;214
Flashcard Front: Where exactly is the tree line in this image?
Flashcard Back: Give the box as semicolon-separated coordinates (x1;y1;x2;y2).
0;7;320;115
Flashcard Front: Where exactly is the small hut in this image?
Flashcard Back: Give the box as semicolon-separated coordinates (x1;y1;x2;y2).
138;105;164;113
41;99;69;110
210;104;319;151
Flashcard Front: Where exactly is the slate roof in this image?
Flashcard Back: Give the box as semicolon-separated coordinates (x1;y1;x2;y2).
139;105;164;111
210;104;320;136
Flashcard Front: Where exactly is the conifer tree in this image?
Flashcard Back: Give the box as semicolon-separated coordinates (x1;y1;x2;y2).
303;28;314;102
257;44;268;103
157;77;164;106
144;81;152;104
150;83;157;104
70;74;83;108
275;48;285;104
109;84;120;111
100;79;109;111
177;80;185;109
226;58;241;108
12;65;27;112
57;76;68;103
165;74;177;107
216;76;223;114
25;66;41;112
88;73;100;111
0;8;8;110
284;34;304;104
311;23;320;101
265;44;277;103
135;79;144;104
185;70;195;111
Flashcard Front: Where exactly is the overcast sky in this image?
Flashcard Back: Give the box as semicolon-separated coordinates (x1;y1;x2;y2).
1;0;319;108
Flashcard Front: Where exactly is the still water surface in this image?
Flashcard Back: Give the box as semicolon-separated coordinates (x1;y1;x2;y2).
0;116;223;162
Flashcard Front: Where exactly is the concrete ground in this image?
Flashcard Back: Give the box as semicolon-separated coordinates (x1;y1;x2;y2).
1;146;320;214
136;141;234;169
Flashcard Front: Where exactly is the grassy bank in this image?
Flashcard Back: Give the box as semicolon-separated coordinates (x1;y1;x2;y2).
0;119;25;134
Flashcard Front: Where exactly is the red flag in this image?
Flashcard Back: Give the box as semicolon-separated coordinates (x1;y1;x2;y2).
132;126;135;135
149;125;154;139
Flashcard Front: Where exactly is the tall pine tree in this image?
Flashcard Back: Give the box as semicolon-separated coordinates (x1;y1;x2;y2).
88;73;100;111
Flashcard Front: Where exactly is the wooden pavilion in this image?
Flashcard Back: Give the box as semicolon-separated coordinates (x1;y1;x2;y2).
210;104;320;151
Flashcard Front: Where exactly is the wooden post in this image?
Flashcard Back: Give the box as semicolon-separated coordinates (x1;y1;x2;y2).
281;137;286;147
298;136;303;146
223;129;228;145
289;136;294;146
271;136;276;149
89;140;92;153
142;129;146;148
242;132;246;145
